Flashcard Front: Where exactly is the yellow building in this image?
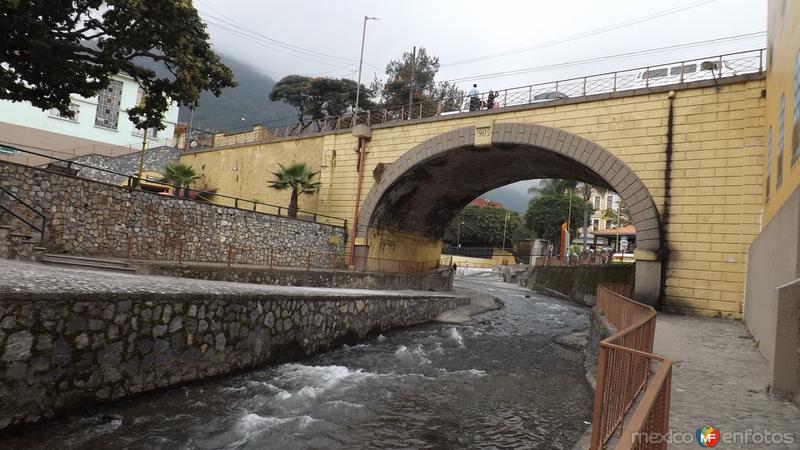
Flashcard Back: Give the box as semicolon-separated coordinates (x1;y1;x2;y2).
743;0;800;401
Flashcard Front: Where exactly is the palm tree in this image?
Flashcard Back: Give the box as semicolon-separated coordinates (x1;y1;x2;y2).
161;162;200;198
268;162;321;218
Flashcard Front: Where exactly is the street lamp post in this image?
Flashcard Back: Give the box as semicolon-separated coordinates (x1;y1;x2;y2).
355;16;379;117
456;221;465;255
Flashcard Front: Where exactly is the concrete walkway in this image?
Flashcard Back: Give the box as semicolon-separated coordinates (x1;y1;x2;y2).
655;314;800;449
0;259;456;299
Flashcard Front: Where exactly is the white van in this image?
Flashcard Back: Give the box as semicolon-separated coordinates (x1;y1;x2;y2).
635;59;739;87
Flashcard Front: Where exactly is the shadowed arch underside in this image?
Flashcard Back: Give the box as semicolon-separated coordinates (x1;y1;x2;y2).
357;123;662;253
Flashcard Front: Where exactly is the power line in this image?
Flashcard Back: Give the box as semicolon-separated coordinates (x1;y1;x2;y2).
442;0;720;67
196;1;356;66
441;32;766;84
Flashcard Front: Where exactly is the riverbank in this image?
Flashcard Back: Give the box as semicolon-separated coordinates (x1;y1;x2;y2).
0;260;466;431
434;286;503;324
2;266;594;449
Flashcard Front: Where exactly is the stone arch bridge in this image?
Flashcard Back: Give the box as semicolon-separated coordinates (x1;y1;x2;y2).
182;73;766;318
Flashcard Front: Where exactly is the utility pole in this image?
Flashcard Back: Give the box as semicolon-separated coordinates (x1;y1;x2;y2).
408;46;416;120
501;211;510;250
355;16;379;117
137;128;147;188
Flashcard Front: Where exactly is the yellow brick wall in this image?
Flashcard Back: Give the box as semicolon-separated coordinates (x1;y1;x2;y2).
763;0;800;223
317;79;765;319
179;136;325;214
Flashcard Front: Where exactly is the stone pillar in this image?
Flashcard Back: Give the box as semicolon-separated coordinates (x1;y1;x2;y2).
634;260;661;306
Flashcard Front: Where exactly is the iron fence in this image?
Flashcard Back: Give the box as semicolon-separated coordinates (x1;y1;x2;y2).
590;284;672;450
214;49;764;143
125;235;449;275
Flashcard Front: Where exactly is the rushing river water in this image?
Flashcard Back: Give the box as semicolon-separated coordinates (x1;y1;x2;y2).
5;271;593;449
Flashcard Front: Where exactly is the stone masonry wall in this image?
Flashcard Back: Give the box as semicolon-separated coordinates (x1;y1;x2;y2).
148;264;454;291
0;292;466;430
0;160;345;261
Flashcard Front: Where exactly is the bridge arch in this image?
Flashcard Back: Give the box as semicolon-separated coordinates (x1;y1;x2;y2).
355;122;664;305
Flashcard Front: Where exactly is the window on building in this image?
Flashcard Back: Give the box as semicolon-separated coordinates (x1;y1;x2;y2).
605;220;611;229
95;80;123;130
767;127;773;201
777;94;785;187
132;127;158;138
49;104;80;121
592;219;599;231
606;196;614;210
594;196;601;209
793;50;800;164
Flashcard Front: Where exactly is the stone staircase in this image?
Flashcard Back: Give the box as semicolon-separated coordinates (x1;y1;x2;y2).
40;253;136;273
0;225;46;262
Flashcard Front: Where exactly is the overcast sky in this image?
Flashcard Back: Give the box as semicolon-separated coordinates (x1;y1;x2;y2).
197;0;765;91
195;0;767;208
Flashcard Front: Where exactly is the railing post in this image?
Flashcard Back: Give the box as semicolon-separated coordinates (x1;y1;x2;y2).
270;248;275;269
306;252;311;271
503;89;508;107
590;345;608;450
582;77;587;96
613;72;617;92
645;67;650;88
528;85;532;103
126;235;133;261
226;245;233;267
680;61;685;83
759;48;764;72
718;54;723;78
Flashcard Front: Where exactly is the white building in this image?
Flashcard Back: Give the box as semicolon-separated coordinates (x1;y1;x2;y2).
0;72;179;166
577;188;623;246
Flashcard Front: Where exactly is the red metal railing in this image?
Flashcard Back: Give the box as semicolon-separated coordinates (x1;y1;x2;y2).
125;235;449;275
590;284;672;450
211;49;764;144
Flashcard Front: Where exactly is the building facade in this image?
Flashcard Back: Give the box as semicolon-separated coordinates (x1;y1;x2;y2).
743;0;800;401
0;73;178;166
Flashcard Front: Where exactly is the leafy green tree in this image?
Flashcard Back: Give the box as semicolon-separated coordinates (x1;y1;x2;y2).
0;0;234;131
602;204;633;228
160;162;200;199
524;192;592;244
269;75;373;130
443;205;521;248
378;47;464;111
268;163;321;218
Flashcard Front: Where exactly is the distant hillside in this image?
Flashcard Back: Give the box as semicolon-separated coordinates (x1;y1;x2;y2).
178;56;295;132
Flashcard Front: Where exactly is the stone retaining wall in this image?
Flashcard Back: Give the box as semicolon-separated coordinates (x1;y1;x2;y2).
145;264;454;291
522;264;635;306
0;291;466;430
0;160;345;260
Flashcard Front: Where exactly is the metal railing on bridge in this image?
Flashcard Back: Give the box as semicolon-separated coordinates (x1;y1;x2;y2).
213;48;764;143
590;284;672;450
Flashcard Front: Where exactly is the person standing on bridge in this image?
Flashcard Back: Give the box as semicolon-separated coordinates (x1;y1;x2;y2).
468;84;480;111
487;90;497;109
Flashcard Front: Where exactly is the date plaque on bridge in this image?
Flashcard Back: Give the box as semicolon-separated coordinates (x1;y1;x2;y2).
474;121;493;148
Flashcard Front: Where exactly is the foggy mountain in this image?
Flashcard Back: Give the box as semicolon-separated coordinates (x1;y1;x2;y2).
178;56;296;132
